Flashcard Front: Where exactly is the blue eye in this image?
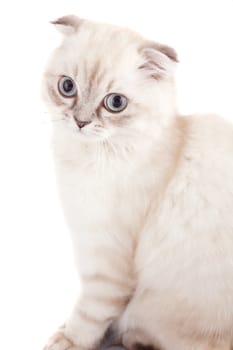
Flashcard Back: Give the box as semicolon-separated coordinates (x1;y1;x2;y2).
103;93;128;113
58;76;77;97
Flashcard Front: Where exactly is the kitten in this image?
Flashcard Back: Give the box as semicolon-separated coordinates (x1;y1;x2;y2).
42;15;233;350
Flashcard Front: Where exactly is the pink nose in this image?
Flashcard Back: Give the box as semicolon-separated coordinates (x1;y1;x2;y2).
75;119;91;129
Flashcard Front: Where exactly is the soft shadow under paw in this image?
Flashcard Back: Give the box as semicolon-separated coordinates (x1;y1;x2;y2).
133;344;159;350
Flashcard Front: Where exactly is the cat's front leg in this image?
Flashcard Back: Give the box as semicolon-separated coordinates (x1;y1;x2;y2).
44;249;133;350
43;325;76;350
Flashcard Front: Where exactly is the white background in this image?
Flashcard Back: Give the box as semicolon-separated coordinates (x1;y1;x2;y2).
0;1;233;349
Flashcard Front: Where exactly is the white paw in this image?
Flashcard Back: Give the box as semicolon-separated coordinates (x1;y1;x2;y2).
43;327;79;350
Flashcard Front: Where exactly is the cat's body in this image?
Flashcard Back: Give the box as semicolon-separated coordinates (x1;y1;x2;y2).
43;16;233;350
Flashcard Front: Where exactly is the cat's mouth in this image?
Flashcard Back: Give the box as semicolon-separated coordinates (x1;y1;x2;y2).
74;124;108;142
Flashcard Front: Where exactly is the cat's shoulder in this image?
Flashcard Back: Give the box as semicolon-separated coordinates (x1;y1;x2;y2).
170;113;233;189
176;112;233;156
163;113;233;212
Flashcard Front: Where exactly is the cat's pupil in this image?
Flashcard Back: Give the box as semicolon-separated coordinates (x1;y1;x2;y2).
63;79;74;92
112;95;123;108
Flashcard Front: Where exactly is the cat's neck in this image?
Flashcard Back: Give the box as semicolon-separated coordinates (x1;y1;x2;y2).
53;116;186;194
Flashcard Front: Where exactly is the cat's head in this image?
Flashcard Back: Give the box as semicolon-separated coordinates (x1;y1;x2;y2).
43;15;178;152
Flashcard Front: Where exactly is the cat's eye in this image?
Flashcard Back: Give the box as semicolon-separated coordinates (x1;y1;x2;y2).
103;93;128;113
58;76;77;98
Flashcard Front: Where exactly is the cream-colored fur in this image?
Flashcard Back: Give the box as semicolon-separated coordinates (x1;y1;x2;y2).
42;16;233;350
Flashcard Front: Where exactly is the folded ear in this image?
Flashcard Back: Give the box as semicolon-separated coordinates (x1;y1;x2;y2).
139;42;178;80
51;15;82;35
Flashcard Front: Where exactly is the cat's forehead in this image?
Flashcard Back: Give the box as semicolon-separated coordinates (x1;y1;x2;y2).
74;21;141;54
57;23;141;77
50;26;141;97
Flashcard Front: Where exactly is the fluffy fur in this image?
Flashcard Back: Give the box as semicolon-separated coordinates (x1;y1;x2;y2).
42;15;233;350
